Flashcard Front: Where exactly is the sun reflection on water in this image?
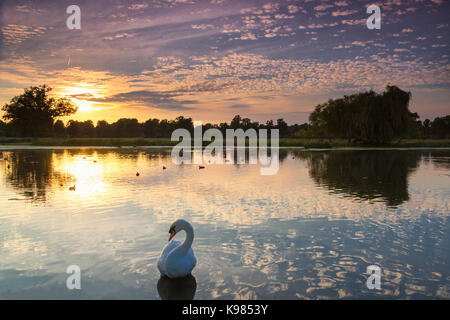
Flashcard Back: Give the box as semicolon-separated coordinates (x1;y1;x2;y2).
0;148;448;299
53;151;106;199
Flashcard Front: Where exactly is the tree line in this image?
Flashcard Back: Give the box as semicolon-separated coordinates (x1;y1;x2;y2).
0;115;308;138
301;85;449;142
1;85;449;141
52;116;307;138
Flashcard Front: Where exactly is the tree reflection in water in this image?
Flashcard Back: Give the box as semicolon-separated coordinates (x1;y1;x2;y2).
4;150;70;202
0;148;432;207
296;150;421;207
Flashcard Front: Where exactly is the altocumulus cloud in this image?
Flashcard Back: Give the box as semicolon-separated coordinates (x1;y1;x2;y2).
85;90;197;111
1;0;449;121
227;104;251;109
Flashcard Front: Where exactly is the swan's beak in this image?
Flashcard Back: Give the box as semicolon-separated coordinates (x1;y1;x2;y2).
168;229;176;241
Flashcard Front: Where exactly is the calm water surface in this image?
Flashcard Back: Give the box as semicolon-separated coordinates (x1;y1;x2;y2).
0;147;449;299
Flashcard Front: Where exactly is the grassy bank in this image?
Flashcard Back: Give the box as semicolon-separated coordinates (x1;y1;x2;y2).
31;137;179;147
1;137;449;148
281;138;450;148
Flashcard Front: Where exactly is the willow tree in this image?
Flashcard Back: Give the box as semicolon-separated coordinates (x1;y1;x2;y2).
2;85;77;137
309;85;414;143
382;85;412;139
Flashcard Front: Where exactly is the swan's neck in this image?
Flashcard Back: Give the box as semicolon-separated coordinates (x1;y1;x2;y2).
176;223;194;257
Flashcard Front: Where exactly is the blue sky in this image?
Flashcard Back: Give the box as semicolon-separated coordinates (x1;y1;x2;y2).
1;0;449;124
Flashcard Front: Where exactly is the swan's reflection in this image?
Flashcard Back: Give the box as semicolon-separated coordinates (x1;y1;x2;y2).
157;274;197;300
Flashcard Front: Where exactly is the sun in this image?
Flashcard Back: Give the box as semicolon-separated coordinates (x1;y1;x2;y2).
57;85;100;113
75;99;93;112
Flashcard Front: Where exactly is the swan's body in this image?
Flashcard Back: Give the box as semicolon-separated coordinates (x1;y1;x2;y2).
157;219;196;278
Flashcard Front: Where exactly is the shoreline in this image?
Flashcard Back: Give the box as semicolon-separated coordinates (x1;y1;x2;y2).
0;137;449;149
1;146;450;151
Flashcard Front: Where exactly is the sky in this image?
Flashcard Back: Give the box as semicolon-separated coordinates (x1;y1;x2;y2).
0;0;449;125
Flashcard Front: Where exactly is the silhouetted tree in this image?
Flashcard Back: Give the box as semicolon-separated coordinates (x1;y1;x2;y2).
112;118;142;137
143;118;161;138
218;122;229;136
293;123;313;138
66;120;95;137
309;85;414;143
0;120;6;136
276;118;289;137
2;85;77;137
2;85;448;140
159;119;170;138
230;115;242;129
96;120;113;137
430;115;450;138
422;119;431;137
53;120;66;137
173;116;194;134
265;120;274;130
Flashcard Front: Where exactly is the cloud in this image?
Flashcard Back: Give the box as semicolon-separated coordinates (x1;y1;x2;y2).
239;33;257;40
86;90;196;110
352;41;366;47
1;24;47;45
15;5;46;14
128;3;149;10
103;32;136;41
307;22;338;30
227;104;250;109
314;4;334;11
275;14;294;20
308;24;324;29
192;24;214;30
287;5;299;14
1;0;449;122
262;3;280;13
67;93;96;100
176;81;234;93
332;10;358;17
135;53;450;98
341;19;366;25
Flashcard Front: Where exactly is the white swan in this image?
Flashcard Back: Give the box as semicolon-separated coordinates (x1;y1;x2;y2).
157;219;197;278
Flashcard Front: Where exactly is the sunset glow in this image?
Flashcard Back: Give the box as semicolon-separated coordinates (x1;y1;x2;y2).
1;0;449;303
0;0;449;124
73;99;92;112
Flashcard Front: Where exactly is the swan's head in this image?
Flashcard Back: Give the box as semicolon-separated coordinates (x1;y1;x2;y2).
168;219;192;241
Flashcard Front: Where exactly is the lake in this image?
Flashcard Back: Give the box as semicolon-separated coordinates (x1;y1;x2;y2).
0;147;448;299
